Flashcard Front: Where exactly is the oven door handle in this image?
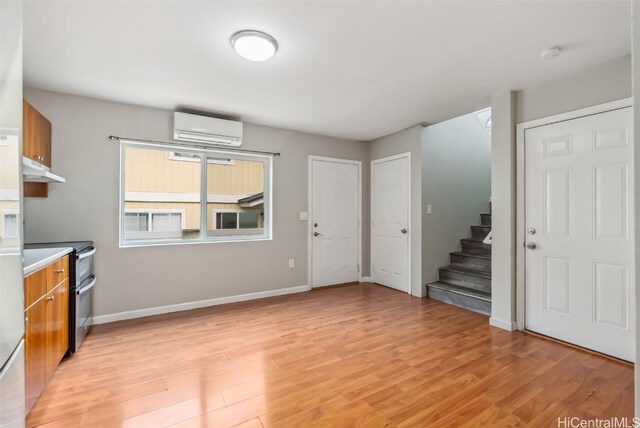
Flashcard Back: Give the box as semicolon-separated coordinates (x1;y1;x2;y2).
76;276;96;295
77;247;96;260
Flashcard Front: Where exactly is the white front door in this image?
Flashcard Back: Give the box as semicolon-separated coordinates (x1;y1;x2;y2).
371;154;410;292
310;158;360;288
525;107;634;361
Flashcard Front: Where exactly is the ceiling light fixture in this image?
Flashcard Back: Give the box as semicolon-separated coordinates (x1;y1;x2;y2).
230;30;278;62
539;46;562;60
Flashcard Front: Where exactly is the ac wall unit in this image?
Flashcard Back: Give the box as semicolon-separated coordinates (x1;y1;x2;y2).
173;112;243;147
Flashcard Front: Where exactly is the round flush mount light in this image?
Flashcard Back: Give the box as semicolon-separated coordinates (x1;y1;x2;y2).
230;30;278;62
539;46;562;60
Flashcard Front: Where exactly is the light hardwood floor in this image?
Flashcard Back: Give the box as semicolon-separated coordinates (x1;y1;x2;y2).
27;283;634;427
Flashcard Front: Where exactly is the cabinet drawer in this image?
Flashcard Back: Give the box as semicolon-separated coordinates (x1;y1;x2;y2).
24;269;47;310
48;256;69;289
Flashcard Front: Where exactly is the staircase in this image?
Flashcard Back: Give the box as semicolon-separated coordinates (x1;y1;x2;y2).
426;210;492;316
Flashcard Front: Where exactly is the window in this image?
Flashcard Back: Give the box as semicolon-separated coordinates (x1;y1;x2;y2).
124;210;185;239
475;107;492;137
120;142;271;246
124;212;149;232
214;210;262;230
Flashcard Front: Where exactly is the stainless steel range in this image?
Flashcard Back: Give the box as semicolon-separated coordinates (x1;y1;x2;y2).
24;241;95;354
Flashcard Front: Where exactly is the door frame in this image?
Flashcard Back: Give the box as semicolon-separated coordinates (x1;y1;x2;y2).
370;152;412;294
515;97;633;331
308;155;363;289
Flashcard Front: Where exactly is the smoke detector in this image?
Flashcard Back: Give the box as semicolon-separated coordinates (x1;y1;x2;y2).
539;46;562;60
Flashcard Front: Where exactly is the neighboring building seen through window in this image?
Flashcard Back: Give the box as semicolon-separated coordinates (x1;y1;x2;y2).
120;143;271;246
214;211;262;230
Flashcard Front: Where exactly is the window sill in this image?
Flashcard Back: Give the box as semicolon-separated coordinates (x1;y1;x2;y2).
119;236;272;249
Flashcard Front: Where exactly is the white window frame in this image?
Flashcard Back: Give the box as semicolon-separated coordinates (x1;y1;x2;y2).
119;141;272;247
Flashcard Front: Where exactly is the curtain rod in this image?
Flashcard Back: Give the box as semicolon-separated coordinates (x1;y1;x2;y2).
108;135;281;157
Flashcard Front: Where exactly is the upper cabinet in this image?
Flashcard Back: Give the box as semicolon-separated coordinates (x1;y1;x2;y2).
23;100;52;167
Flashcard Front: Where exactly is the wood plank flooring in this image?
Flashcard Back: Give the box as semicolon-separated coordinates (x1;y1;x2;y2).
26;283;634;427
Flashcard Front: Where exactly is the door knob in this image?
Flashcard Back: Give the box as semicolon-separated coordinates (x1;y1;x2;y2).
313;232;323;237
401;228;408;234
526;242;537;250
528;228;536;235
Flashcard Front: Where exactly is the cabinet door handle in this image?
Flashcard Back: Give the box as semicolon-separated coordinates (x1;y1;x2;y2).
46;296;55;301
55;269;65;273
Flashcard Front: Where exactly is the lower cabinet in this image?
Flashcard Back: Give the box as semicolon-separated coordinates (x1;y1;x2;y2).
24;297;47;412
24;258;69;413
47;280;69;376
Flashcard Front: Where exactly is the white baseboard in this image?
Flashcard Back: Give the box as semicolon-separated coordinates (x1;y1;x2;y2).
359;276;372;282
92;285;309;325
489;316;518;331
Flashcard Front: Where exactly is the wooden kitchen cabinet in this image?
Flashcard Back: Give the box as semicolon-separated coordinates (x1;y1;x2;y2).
24;297;47;412
23;99;52;197
46;279;69;379
24;256;70;413
23;100;51;167
24;268;47;309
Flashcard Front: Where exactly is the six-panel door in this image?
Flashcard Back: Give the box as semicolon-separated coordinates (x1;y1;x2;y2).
311;159;359;287
371;155;409;293
524;107;634;361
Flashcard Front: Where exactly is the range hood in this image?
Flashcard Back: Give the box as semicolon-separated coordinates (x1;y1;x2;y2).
22;157;66;183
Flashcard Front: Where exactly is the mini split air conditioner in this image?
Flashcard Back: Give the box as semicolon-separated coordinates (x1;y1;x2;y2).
173;112;243;147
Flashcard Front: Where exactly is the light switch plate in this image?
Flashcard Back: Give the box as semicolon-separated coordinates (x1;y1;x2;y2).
300;211;308;221
288;259;295;268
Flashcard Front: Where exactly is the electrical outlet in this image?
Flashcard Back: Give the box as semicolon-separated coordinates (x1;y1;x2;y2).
288;258;295;269
427;204;432;215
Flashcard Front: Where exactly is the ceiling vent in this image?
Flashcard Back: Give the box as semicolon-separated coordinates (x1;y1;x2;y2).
173;112;243;147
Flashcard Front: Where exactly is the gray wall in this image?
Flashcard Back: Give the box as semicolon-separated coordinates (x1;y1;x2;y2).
490;55;632;331
489;91;516;330
516;55;631;123
23;88;370;318
421;113;491;285
368;126;423;296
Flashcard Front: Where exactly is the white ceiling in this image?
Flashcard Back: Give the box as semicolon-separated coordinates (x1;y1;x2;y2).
23;1;630;141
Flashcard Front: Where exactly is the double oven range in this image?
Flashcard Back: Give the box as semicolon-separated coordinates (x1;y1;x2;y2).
24;241;96;354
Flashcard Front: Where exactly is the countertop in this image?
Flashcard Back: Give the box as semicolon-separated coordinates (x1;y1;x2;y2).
23;247;73;276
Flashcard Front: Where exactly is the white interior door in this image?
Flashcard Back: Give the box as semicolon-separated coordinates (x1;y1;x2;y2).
311;158;359;288
525;107;634;361
372;154;410;292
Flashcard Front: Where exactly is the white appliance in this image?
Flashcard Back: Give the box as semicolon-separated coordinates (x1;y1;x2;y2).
173;112;243;147
21;157;65;184
0;0;26;426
